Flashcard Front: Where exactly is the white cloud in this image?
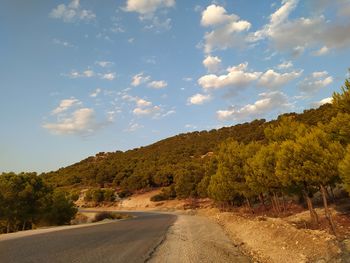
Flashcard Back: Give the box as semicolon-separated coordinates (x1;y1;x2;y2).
203;55;222;73
53;38;74;47
52;98;81;114
188;93;211;105
143;16;172;32
249;0;299;42
43;108;100;135
133;105;161;116
49;0;96;23
198;62;261;91
201;4;251;53
100;72;116;81
148;80;167;89
182;77;193;82
311;97;333;108
136;98;152;107
217;91;291;121
125;122;144;132
162;110;176;117
95;61;114;67
201;4;238;27
258;69;302;89
277;61;293;70
83;70;94;78
299;71;333;94
124;0;175;16
131;72;151;86
90;88;101;98
311;46;329;56
68;69;95;78
249;0;350;55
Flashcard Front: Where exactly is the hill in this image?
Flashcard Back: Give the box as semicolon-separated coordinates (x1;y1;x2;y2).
42;103;337;196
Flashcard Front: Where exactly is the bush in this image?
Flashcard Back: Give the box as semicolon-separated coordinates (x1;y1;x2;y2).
150;186;176;202
103;189;115;202
84;188;116;203
92;212;129;222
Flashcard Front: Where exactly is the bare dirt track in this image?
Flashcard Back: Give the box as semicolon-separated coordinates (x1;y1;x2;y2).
150;213;251;263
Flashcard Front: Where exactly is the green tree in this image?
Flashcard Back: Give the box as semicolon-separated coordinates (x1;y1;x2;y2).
276;128;344;232
339;145;350;194
333;74;350;113
264;116;307;142
43;190;77;225
246;142;283;213
208;140;260;210
320;112;350;145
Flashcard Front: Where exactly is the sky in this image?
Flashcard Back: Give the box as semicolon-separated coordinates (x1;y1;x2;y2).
1;0;350;173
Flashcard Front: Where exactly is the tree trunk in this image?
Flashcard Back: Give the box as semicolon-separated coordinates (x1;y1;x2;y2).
246;197;254;214
303;190;319;226
320;185;337;235
259;193;267;210
282;192;287;212
6;221;10;233
270;193;278;214
330;186;336;204
22;221;26;231
273;192;281;214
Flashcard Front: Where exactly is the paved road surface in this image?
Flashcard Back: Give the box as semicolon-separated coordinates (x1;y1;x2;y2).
0;212;176;263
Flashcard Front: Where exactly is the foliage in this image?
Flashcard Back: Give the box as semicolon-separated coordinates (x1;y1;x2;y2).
150;185;176;202
92;212;129;222
339;145;350;194
0;173;77;233
84;188;115;203
333;75;350;113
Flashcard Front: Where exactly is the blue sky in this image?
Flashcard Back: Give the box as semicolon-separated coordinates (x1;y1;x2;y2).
1;0;350;173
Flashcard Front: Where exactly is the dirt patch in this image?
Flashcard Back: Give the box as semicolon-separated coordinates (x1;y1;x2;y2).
198;208;342;263
150;213;251;263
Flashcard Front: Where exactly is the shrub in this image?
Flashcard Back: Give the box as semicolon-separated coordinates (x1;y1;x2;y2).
92;212;129;222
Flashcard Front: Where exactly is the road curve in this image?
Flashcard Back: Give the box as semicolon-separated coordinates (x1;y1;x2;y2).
0;212;176;263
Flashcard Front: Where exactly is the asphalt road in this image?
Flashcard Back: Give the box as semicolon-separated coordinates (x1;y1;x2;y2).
0;212;176;263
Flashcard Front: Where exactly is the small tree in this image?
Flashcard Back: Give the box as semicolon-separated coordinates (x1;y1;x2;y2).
246;142;283;213
276;128;344;233
332;74;350;113
339;145;350;194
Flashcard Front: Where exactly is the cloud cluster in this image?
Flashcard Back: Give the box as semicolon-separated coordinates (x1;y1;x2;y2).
198;62;261;91
249;0;350;55
43;98;105;135
203;55;222;73
201;4;251;53
198;61;302;92
66;69;116;81
188;93;211;105
298;71;333;95
199;1;350;56
51;98;81;114
50;0;96;23
124;0;175;16
131;72;167;89
258;69;302;89
124;0;175;31
217;91;291;121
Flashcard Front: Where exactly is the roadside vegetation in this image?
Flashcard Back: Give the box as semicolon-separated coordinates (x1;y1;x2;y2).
0;172;77;233
92;212;131;222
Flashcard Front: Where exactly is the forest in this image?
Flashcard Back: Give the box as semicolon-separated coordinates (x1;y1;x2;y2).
1;76;350;234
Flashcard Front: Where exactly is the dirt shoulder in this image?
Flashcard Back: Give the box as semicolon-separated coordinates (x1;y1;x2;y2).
149;212;251;263
198;208;344;263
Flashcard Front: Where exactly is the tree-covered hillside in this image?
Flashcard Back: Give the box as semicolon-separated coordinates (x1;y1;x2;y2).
42;102;337;195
